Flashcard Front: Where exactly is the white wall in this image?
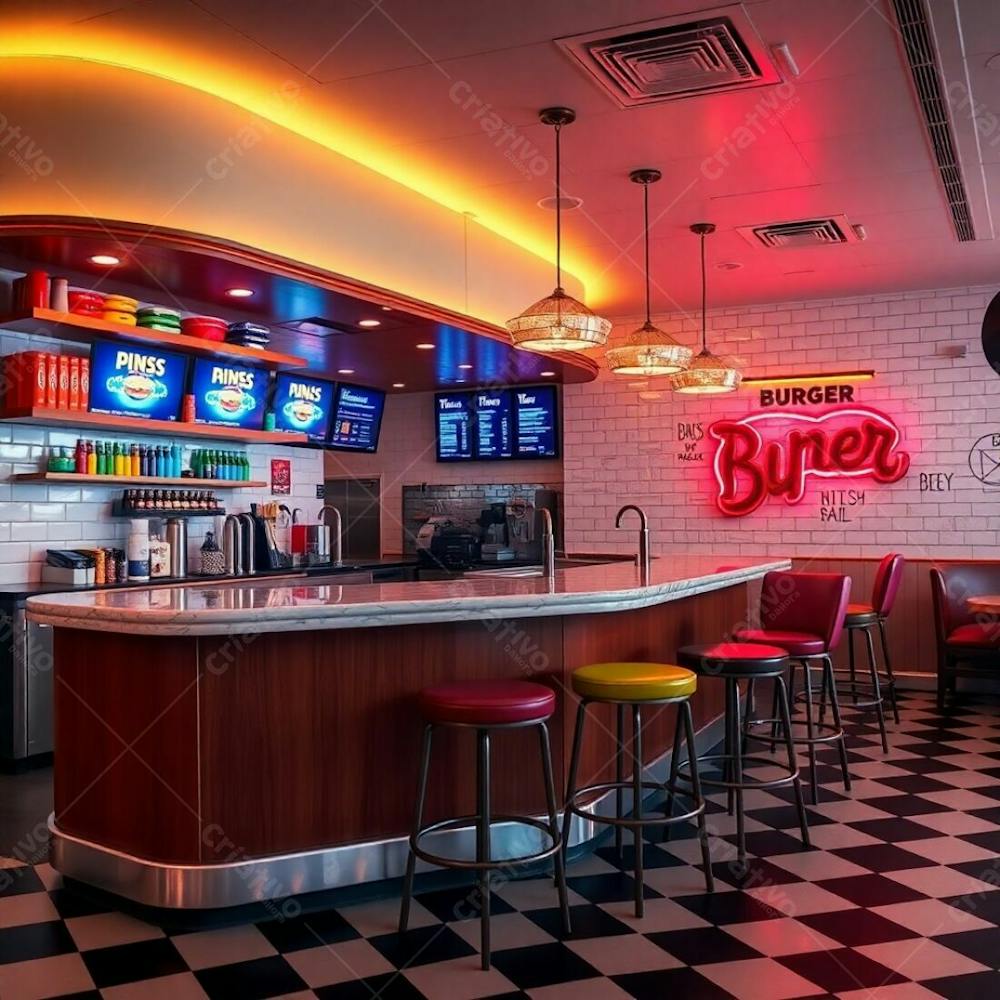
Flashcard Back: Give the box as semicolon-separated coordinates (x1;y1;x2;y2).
563;284;997;559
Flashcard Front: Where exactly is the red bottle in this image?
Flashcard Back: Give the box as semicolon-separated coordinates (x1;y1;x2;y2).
75;438;86;474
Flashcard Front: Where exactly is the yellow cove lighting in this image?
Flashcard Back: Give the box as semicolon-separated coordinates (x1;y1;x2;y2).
0;32;603;300
741;370;876;388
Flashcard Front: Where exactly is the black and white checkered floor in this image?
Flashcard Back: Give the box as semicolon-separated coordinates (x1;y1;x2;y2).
1;692;1000;999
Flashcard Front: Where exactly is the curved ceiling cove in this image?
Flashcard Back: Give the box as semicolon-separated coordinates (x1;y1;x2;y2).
0;40;597;325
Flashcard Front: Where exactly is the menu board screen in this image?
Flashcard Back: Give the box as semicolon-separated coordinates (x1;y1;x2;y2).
88;341;188;421
514;385;559;457
436;392;473;461
328;383;385;452
271;373;335;442
190;359;266;430
474;389;513;459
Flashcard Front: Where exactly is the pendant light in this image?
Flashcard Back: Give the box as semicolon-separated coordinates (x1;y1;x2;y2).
670;223;742;394
507;108;611;353
606;169;693;377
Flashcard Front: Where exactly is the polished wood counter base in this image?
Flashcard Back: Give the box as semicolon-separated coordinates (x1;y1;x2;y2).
54;583;749;867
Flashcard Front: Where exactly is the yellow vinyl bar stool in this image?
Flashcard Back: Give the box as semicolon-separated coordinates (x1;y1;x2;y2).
562;662;713;917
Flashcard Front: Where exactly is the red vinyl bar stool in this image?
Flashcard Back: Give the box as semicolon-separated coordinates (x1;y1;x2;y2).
399;679;570;971
676;642;809;866
838;553;905;748
735;571;852;805
562;662;712;918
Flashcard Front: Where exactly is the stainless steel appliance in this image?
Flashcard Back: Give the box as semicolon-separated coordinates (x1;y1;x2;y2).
0;599;54;765
165;518;188;578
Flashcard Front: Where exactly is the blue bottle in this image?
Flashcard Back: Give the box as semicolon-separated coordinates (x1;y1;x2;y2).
171;443;181;478
155;445;165;478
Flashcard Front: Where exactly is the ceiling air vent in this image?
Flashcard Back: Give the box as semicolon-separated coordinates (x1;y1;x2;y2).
555;5;781;108
889;0;975;241
736;216;863;250
277;317;362;338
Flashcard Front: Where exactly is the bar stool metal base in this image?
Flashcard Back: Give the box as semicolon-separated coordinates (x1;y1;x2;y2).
562;696;712;919
750;655;852;805
399;718;569;971
679;673;810;865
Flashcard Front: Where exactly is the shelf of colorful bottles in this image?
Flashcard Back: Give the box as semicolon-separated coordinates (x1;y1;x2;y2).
11;472;266;489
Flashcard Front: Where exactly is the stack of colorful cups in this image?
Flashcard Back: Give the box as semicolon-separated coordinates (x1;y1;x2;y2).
102;294;139;327
136;306;182;333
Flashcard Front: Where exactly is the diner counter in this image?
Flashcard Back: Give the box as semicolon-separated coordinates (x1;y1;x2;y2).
26;555;789;635
44;553;788;911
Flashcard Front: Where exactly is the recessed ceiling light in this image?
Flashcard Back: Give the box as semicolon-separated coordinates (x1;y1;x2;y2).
338;368;355;375
225;287;255;298
540;370;556;376
416;342;435;350
392;382;405;388
458;363;473;370
88;254;120;266
381;305;393;312
358;319;381;328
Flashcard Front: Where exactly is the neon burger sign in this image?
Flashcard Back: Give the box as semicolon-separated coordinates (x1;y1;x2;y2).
709;407;910;517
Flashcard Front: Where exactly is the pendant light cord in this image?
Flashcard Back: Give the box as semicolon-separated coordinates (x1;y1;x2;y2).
700;229;708;352
643;182;651;326
554;121;562;292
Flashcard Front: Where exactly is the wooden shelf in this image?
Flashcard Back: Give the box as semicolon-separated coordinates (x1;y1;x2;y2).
1;308;307;371
12;472;266;489
0;408;309;444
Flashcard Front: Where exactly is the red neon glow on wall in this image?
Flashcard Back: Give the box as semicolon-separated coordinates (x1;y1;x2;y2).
709;407;911;517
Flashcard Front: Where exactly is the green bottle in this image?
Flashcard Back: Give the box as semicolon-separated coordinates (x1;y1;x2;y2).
97;441;106;475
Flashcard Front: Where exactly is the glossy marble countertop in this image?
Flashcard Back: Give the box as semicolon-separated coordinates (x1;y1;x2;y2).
25;555;790;636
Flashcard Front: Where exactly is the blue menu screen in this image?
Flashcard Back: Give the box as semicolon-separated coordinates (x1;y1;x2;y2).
436;393;473;460
271;373;335;442
328;383;385;452
514;385;559;458
473;389;513;459
88;341;188;421
190;359;266;430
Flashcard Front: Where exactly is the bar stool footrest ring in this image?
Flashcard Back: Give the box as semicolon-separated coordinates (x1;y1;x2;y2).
745;718;845;747
411;813;560;871
676;753;800;791
565;779;705;829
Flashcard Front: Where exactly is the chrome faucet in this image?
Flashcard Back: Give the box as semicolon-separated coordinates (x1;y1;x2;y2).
319;504;343;567
615;504;651;580
222;514;243;576
540;508;555;584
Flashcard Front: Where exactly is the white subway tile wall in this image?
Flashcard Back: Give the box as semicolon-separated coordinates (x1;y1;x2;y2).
0;332;325;584
562;284;998;560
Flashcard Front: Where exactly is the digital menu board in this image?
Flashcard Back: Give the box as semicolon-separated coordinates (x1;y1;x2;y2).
88;341;188;421
328;383;385;452
436;393;474;460
474;389;513;459
435;385;558;461
189;359;266;430
514;385;559;458
271;373;335;442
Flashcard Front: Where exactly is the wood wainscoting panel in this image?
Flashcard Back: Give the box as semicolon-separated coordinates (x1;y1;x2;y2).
789;556;1000;677
52;629;202;864
197;618;566;859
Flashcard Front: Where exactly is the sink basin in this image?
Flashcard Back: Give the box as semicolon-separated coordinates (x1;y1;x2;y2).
465;558;617;579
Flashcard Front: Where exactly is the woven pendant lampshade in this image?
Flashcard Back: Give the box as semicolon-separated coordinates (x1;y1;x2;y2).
507;108;611;353
606;169;692;377
670;223;741;394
